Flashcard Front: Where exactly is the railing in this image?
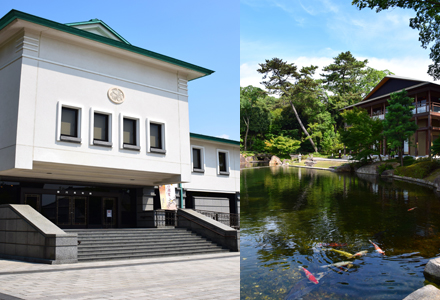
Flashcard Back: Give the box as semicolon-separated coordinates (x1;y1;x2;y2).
154;210;177;227
195;209;240;230
432;103;440;113
372;114;384;120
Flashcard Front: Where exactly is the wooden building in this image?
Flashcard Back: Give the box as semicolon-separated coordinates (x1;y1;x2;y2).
343;75;440;156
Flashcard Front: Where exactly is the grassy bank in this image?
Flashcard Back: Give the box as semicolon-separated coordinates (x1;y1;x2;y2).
292;160;346;169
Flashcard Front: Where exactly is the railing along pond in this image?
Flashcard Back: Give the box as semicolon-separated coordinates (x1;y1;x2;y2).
195;209;240;230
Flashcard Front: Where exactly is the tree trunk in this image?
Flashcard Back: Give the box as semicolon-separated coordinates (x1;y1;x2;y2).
289;100;318;152
244;118;249;151
399;147;403;167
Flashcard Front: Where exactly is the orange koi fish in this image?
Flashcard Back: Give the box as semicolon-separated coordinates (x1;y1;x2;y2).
299;266;319;284
408;207;417;211
369;240;385;255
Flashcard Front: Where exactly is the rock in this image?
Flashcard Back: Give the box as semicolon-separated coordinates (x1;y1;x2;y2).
356;162;381;175
381;169;394;177
245;156;255;162
403;284;440;300
269;155;282;166
240;154;246;163
334;163;352;173
434;176;440;192
424;257;440;285
282;159;290;165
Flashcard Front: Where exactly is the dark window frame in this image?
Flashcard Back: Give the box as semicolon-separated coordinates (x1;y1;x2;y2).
123;117;140;150
192;147;204;173
150;122;166;154
60;106;81;143
93;112;112;147
218;150;229;175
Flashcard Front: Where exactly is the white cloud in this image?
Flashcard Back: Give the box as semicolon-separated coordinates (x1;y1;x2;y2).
216;134;230;139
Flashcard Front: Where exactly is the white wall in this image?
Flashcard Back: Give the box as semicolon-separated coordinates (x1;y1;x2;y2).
183;137;240;194
0;28;192;186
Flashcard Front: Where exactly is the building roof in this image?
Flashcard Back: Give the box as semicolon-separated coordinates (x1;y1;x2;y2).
342;75;440;110
0;9;214;81
190;133;240;146
65;18;131;44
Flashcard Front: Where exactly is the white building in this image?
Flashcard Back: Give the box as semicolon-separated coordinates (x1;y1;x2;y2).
0;10;239;229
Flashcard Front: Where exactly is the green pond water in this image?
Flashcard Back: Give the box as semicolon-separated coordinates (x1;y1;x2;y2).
240;166;440;300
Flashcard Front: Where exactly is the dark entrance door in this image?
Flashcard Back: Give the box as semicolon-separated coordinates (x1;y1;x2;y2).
56;196;87;227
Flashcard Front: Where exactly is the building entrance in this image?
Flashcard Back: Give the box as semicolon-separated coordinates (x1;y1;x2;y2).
23;193;118;229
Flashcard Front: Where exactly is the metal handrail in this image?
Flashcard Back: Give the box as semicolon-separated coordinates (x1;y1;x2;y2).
195;209;240;229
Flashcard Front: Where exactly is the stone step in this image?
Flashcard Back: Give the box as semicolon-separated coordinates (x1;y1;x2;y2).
78;244;222;255
78;240;210;248
78;248;229;262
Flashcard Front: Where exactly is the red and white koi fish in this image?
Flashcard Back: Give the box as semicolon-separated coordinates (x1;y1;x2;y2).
369;240;385;255
349;250;368;258
299;266;319;284
408;207;417;211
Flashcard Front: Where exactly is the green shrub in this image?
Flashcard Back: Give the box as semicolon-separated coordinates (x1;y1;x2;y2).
403;156;416;166
395;160;440;178
378;163;394;174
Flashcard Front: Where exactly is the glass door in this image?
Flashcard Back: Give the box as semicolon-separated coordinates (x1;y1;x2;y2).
103;197;116;227
56;196;87;226
25;194;40;211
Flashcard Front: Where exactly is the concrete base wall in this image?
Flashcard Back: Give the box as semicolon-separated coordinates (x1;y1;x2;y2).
0;204;77;264
177;209;239;252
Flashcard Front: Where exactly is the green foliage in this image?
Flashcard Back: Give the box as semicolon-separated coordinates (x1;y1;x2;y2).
395;160;440;179
378;163;394;174
431;136;440;157
320;130;344;154
340;107;384;161
240;86;271;151
352;0;440;79
403;156;416;166
265;136;301;158
383;90;418;165
250;138;267;153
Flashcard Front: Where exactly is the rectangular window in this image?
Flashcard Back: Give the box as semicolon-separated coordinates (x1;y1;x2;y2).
150;122;166;154
94;113;109;142
60;106;81;143
123;118;137;146
61;107;78;137
192;147;204;172
218;150;229;175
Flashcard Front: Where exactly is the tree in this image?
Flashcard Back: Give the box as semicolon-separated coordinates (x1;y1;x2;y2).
352;0;440;79
358;67;394;98
257;58;320;152
383;90;418;166
321;51;368;105
431;136;440;156
240;86;268;151
340;107;384;162
265;136;301;158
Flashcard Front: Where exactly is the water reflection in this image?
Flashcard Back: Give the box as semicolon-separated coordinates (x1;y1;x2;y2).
241;167;440;299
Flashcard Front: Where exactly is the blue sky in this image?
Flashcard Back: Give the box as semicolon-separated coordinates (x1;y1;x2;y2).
0;1;239;141
241;0;433;89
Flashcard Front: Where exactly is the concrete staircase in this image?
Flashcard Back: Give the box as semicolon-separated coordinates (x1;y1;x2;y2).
66;228;229;262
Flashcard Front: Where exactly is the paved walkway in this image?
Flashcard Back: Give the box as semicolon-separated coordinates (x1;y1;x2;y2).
0;252;240;300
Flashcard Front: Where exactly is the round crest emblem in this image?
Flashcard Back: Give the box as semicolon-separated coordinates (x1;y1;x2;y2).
108;87;125;104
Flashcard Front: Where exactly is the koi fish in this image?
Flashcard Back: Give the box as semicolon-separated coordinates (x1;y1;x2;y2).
320;261;352;268
299;266;319;284
349;250;368;258
369;240;385;255
329;248;354;258
408;207;417;211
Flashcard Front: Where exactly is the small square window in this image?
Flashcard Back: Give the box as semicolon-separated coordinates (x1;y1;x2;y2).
150;123;166;154
93;113;112;147
192;147;204;173
218;150;229;175
60;106;81;143
123;118;140;150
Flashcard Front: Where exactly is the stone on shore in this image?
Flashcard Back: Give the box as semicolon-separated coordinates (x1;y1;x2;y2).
433;176;440;192
381;169;395;177
334;163;352;173
269;155;282;166
403;284;440;300
424;257;440;285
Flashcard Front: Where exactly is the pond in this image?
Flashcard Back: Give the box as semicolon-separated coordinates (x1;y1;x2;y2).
240;166;440;300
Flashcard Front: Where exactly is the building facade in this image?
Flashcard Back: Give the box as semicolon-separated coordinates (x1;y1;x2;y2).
0;10;238;230
343;75;440;157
